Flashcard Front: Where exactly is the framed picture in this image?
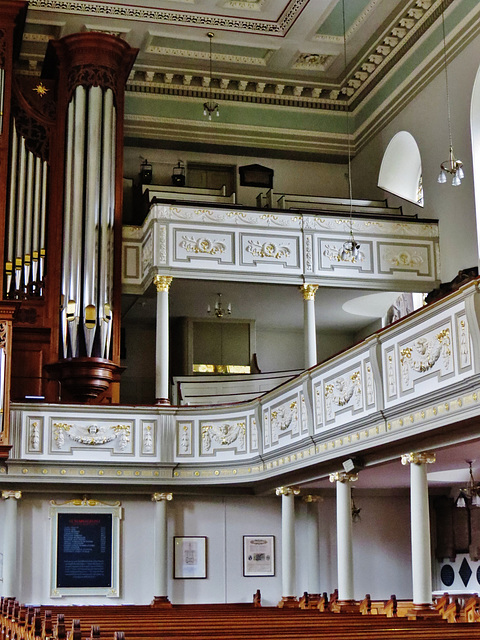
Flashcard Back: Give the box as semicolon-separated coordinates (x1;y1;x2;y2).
49;498;122;598
174;536;207;579
243;535;275;577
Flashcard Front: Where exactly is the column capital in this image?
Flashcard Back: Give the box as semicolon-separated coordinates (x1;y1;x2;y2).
329;472;358;484
302;494;324;504
300;283;319;301
401;451;436;466
154;275;173;293
152;492;173;502
2;490;22;500
276;486;300;497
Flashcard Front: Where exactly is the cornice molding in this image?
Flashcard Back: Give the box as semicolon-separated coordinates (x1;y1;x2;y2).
27;0;309;36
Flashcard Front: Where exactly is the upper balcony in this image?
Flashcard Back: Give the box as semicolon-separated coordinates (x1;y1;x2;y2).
122;187;439;294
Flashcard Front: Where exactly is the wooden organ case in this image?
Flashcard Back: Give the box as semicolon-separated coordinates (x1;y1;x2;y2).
0;3;137;405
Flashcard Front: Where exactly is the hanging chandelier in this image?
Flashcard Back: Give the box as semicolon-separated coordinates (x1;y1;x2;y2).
207;293;231;318
340;0;360;263
456;460;480;508
437;0;465;186
203;32;219;121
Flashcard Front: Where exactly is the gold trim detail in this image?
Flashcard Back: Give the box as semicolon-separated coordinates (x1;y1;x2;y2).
50;496;121;507
302;494;323;504
329;472;358;483
152;492;173;502
275;486;300;496
300;283;319;301
401;451;436;466
2;490;22;500
153;275;173;292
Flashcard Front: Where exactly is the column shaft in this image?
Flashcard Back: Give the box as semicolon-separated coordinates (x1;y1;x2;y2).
281;491;296;597
154;276;172;404
154;498;168;596
336;479;354;602
2;492;20;597
305;499;321;594
304;297;317;369
410;461;432;605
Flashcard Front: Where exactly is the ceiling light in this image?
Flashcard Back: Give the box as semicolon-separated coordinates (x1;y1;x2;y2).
207;293;231;318
437;0;465;187
341;0;360;261
456;460;480;507
203;32;219;121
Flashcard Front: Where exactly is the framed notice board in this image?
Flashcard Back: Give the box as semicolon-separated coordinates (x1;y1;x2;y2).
49;498;122;597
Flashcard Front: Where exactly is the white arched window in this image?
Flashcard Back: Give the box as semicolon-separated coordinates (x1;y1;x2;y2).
378;131;423;206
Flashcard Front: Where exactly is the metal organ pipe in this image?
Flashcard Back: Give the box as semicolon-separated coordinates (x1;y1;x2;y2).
99;88;115;360
14;137;27;293
61;83;117;360
6;124;18;294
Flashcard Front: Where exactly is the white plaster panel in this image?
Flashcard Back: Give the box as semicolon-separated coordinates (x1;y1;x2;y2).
378;242;431;276
382;299;473;409
240;232;301;270
262;387;307;453
173;227;234;264
50;419;134;456
200;419;247;456
176;420;194;457
317;238;374;274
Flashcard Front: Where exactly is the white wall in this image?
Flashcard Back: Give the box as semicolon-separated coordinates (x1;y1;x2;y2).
1;492;413;605
352;34;480;281
124;146;348;209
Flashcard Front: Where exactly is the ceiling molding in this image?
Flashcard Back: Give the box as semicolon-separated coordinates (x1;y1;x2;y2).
27;0;310;36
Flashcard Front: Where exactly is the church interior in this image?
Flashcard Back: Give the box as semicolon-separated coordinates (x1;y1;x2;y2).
3;0;480;631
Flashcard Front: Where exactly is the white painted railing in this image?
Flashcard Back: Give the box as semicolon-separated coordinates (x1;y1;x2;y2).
8;280;480;485
122;203;440;294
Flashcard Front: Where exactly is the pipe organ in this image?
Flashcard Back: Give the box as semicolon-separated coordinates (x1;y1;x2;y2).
61;84;116;361
5;121;48;298
0;5;137;405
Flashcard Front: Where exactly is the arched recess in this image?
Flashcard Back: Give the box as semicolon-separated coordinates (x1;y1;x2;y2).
470;64;480;270
378;131;423;206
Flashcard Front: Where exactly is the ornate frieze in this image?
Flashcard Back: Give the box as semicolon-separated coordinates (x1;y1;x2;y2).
201;421;246;455
53;422;131;452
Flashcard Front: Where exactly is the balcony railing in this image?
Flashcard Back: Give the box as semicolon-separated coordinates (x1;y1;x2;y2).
122;201;440;294
8;279;480;486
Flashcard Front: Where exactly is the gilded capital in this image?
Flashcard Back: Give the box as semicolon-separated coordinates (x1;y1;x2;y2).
152;492;173;502
329;472;358;484
153;275;173;293
302;494;324;504
300;283;319;301
401;451;436;466
2;490;22;500
275;486;301;497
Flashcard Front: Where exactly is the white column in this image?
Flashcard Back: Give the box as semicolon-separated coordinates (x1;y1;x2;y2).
276;486;300;604
154;275;173;404
151;492;173;606
402;451;436;607
329;471;357;604
1;490;21;597
300;284;318;369
303;495;323;594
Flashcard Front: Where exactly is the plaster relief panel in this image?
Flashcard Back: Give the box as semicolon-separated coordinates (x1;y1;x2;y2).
27;417;44;453
456;313;472;371
267;394;300;446
318;238;373;273
399;322;453;393
385;348;398;400
141;420;156;455
250;416;259;452
379;243;431;276
174;228;234;264
50;421;133;455
200;420;247;456
240;233;300;269
176;421;194;457
324;368;363;424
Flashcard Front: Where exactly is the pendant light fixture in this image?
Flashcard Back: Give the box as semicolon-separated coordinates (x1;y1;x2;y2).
339;0;360;262
203;32;219;121
437;0;464;186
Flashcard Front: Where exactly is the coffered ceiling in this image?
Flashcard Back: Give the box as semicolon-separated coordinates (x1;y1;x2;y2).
18;0;479;157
